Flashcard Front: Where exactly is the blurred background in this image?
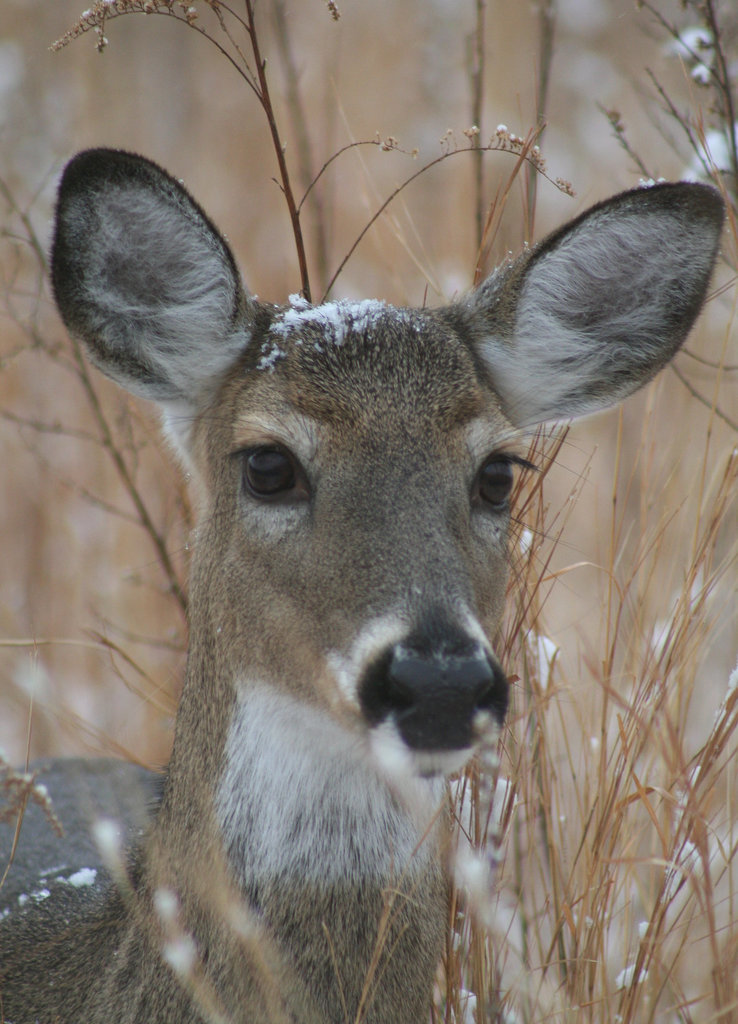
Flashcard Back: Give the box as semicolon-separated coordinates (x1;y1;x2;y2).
1;1;737;1017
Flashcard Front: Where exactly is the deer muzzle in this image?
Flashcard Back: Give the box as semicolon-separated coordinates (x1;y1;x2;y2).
359;632;508;754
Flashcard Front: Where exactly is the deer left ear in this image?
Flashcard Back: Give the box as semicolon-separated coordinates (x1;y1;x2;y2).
51;148;256;412
461;182;724;427
51;148;265;467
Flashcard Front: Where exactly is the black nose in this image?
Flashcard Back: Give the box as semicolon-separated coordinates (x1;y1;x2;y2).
359;633;508;752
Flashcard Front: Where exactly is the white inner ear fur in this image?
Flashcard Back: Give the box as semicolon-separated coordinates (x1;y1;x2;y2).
479;202;718;427
73;182;251;409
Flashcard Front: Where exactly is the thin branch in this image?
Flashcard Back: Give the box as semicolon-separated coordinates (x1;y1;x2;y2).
469;0;486;253
526;0;556;230
271;0;329;293
702;0;738;193
647;68;711;175
474;127;547;285
670;362;738;433
89;631;177;715
599;105;653;179
299;139;409;212
0;408;102;445
323;131;566;300
53;3;260;100
245;0;311;299
1;175;189;611
638;0;737;205
73;350;189;610
682;346;738;372
0;176;49;274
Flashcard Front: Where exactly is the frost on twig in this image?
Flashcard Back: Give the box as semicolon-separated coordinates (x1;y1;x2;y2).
0;756;63;837
52;0;202;53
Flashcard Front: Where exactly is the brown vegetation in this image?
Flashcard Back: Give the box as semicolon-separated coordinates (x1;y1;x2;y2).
1;0;736;1019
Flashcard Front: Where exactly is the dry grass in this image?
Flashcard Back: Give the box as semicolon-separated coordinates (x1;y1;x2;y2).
448;409;738;1021
1;1;737;1021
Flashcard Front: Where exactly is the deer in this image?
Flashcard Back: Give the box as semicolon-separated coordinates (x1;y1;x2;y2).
0;148;724;1023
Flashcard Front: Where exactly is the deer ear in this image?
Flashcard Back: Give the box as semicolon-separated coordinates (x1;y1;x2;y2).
51;149;253;414
463;183;724;427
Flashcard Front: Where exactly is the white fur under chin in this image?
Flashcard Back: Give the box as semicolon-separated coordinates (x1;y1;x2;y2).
369;720;473;782
216;685;445;888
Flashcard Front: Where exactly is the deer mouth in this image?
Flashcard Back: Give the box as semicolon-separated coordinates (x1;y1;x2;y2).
358;633;508;762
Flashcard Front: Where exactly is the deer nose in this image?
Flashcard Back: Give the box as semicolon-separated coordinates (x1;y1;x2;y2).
359;640;508;752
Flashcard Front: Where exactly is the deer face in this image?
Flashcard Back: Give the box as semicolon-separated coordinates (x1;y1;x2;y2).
189;299;516;774
50;149;723;778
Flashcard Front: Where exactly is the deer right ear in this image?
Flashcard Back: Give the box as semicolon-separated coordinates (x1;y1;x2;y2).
51;149;253;419
463;182;724;427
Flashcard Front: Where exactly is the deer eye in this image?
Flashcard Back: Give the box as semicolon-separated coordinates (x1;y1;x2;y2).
475;457;514;509
241;446;306;501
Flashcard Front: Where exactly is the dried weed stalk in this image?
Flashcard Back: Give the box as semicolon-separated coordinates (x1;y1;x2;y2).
53;0;572;305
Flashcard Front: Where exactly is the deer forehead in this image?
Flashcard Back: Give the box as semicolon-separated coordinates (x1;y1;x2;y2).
220;298;514;461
